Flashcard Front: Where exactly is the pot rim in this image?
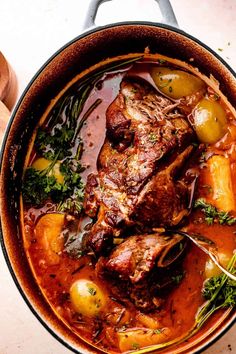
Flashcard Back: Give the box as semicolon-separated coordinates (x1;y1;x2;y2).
0;20;236;354
1;20;236;166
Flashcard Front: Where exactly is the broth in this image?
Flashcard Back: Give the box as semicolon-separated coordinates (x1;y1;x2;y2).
21;53;236;353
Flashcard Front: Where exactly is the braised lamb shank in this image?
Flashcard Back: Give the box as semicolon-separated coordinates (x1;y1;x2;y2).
96;232;186;310
99;233;185;283
84;77;195;254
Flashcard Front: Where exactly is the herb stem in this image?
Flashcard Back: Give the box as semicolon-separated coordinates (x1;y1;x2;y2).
47;96;70;130
196;253;236;328
40;150;61;177
73;98;102;143
76;142;83;161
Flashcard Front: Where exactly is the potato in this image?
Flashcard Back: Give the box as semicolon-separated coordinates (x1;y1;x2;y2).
136;312;162;329
32;157;64;183
70;279;107;317
193;98;227;144
117;327;171;352
52;161;64;184
208;155;235;212
35;213;65;265
151;67;206;99
32;157;51;171
205;251;233;278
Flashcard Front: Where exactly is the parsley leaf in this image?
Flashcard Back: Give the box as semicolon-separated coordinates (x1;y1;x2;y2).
171;272;184;285
22;158;84;213
196;253;236;329
22;167;57;205
131;343;140;350
153;328;164;334
194;198;236;226
88;287;97;296
149;132;158;144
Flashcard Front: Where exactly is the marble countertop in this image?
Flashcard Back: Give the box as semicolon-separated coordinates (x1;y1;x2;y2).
0;1;235;353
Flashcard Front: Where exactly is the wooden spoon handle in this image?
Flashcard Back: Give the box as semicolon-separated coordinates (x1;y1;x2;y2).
0;51;17;110
0;100;10;145
0;52;10;99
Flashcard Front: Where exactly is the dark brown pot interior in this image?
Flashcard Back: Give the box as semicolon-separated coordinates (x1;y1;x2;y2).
1;22;236;354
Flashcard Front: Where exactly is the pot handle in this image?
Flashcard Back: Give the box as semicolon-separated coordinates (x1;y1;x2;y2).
83;0;178;30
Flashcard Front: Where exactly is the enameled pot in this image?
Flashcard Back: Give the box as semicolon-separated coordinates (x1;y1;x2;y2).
1;1;235;353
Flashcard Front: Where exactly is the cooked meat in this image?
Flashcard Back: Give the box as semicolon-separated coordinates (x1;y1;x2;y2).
99;233;185;283
84;77;195;253
132;146;193;226
96;233;186;311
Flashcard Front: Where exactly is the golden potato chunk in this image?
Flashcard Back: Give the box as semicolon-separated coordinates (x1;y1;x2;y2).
35;213;65;265
70;279;107;317
151;67;206;99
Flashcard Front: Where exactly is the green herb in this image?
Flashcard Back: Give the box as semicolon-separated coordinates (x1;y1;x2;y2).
218;211;236;225
153;329;164;334
157;59;166;64
22;152;60;205
213;93;220;101
149;133;158;144
202;184;213;194
195;253;236;329
99;184;105;193
191;142;199;147
218;48;223;52
35;95;81;161
22;168;53;205
199;151;207;163
131;88;138;93
168;86;173;93
171;273;184;285
194;198;236;226
158;78;172;88
22;158;84;211
131;343;140;350
35;97;101;161
57;186;84;215
88;287;97;296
